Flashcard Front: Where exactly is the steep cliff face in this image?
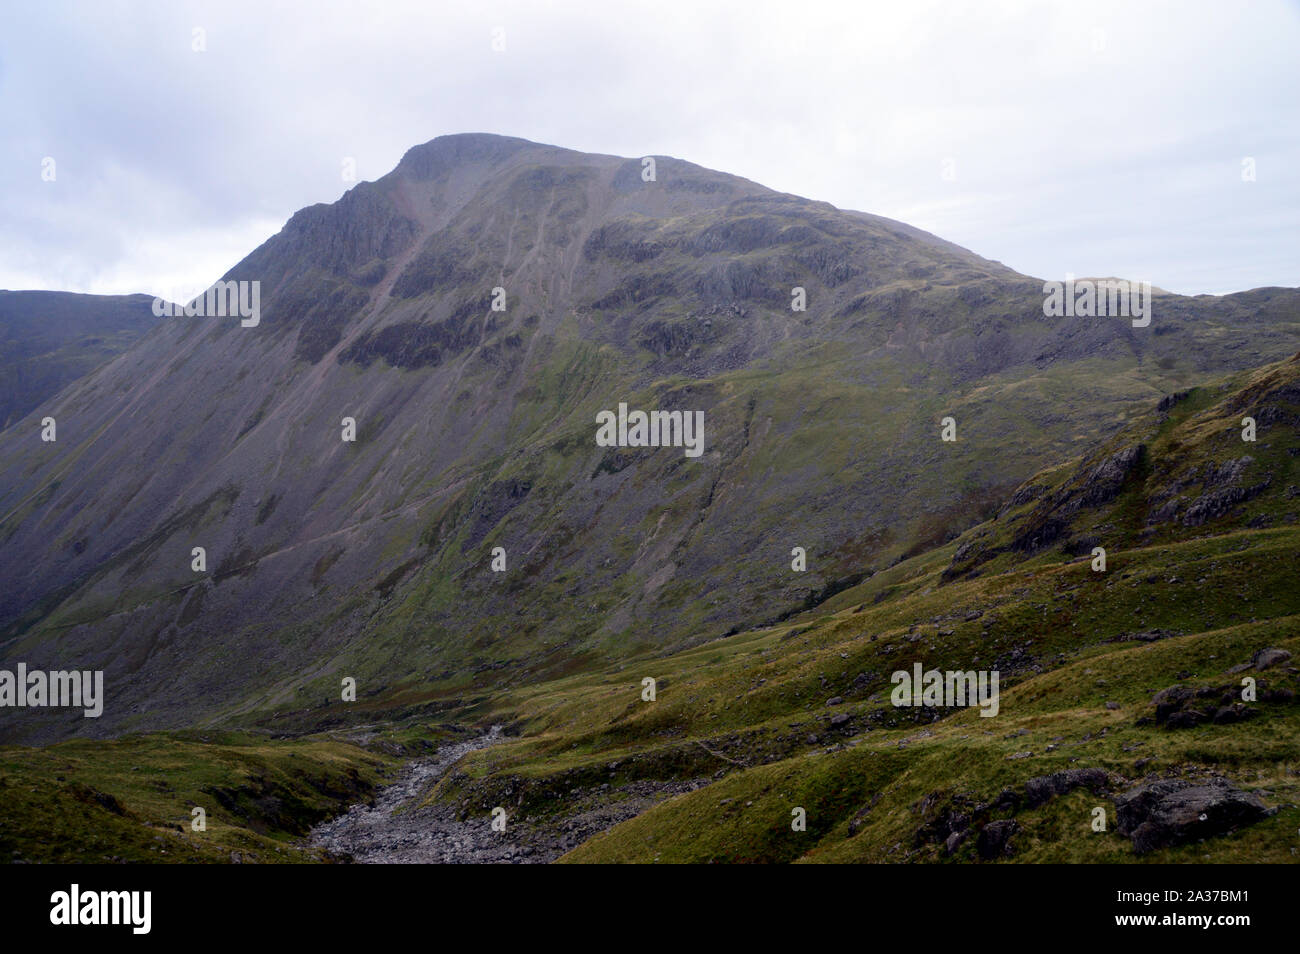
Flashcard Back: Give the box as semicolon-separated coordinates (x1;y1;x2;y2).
1;133;1298;742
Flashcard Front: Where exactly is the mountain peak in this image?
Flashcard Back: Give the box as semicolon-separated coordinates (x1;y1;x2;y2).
392;132;551;181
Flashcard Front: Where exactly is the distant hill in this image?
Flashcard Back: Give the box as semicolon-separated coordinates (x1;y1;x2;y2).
0;290;158;430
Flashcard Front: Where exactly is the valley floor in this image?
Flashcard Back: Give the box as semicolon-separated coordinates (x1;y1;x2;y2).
310;726;710;863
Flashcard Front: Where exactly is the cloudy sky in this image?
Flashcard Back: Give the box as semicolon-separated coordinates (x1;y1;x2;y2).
2;0;1297;299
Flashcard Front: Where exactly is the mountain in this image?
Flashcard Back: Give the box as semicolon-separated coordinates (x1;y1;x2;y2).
1;133;1299;747
3;350;1296;863
0;291;158;429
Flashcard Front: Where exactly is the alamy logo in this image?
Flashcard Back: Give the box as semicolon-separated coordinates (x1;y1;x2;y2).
1042;273;1151;327
0;665;103;718
891;663;1000;717
595;402;704;458
152;279;261;327
50;884;150;934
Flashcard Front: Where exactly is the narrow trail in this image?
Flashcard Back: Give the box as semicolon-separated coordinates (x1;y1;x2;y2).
309;726;710;864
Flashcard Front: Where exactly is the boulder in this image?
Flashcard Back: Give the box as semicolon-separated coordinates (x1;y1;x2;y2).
1025;768;1110;808
976;819;1019;860
1165;710;1207;729
1113;778;1270;854
1251;648;1292;670
1152;686;1195;723
1212;704;1258;725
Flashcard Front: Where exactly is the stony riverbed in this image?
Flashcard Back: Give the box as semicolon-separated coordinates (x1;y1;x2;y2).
310;726;709;863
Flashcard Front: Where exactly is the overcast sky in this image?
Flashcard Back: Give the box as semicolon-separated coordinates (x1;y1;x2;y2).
2;0;1297;299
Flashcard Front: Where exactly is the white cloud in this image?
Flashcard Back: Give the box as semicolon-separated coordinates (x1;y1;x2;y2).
1;0;1296;296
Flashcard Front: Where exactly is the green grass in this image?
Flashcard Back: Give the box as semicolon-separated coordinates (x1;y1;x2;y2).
0;730;403;863
4;353;1298;863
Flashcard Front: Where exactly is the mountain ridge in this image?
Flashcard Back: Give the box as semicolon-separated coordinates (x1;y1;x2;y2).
1;133;1298;745
0;290;158;430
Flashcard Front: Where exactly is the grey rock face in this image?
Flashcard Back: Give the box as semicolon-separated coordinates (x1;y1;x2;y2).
976;819;1019;859
1024;768;1110;808
1113;778;1270;854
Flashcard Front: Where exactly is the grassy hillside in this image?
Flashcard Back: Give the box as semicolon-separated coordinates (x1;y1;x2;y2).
5;353;1295;862
0;728;415;863
420;353;1300;862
